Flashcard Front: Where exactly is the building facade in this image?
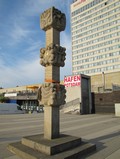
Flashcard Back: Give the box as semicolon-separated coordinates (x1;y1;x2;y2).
0;84;40;112
91;71;120;92
71;0;120;75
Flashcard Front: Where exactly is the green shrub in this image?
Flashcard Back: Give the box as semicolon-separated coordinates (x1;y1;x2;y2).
0;94;9;103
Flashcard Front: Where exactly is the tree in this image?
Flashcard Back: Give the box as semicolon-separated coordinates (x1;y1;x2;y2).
0;94;9;103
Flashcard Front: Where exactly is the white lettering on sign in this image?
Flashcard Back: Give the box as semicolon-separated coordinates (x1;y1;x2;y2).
64;75;81;87
73;0;86;7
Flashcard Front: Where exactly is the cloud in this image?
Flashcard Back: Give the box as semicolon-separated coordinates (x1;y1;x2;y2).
0;57;44;88
21;0;72;17
0;40;44;88
23;0;58;15
11;24;29;43
0;31;72;88
25;41;42;54
0;0;72;88
7;22;33;46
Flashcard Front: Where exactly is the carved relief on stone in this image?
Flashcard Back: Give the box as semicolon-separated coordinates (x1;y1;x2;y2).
37;83;66;107
40;7;66;31
40;43;66;67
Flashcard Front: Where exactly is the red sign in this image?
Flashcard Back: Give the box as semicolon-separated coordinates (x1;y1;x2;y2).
64;75;81;87
73;0;86;7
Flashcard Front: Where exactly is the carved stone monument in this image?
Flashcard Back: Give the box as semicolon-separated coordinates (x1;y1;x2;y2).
8;7;96;159
39;6;66;140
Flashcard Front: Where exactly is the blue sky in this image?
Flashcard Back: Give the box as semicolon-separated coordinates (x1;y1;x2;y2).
0;0;73;88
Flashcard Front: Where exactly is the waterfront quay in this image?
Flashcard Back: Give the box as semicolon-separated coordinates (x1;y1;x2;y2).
0;113;120;159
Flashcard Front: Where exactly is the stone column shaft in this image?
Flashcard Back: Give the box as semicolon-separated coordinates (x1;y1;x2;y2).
44;106;59;139
46;28;60;46
45;66;60;83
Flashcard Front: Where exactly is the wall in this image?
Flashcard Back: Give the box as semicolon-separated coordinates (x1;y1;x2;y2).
63;74;91;114
65;86;80;103
92;90;120;114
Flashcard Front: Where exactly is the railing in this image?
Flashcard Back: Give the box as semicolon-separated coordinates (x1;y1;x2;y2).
60;98;80;109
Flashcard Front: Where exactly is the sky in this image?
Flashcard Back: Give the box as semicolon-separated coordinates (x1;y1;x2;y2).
0;0;73;88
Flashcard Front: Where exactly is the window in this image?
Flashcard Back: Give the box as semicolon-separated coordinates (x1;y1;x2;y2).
105;2;107;5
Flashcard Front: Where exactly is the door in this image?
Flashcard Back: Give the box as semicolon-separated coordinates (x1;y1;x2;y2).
81;78;90;114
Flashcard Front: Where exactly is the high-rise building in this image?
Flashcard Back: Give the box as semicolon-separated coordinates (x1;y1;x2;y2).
71;0;120;75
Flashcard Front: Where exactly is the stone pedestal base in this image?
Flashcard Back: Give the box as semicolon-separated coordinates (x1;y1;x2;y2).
8;134;96;159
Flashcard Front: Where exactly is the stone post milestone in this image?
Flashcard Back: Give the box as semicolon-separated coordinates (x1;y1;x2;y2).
39;7;66;140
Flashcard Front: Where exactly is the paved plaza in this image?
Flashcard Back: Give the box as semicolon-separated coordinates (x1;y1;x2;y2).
0;113;120;159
